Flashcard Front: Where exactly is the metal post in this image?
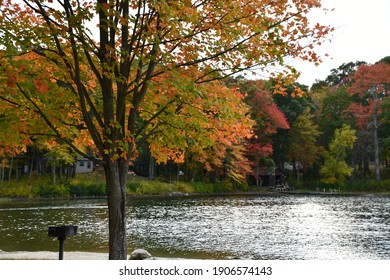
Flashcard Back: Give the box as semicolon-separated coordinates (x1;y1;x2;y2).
58;237;66;260
48;225;77;260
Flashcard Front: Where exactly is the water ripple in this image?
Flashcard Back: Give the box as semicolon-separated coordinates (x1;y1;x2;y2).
1;195;390;259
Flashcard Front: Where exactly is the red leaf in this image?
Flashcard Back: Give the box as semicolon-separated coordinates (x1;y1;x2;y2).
34;77;49;93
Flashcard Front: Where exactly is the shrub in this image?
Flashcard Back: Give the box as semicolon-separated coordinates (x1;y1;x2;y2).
0;175;107;198
67;182;106;197
191;181;233;193
35;184;70;197
315;179;390;193
0;181;36;198
134;180;174;195
174;182;194;193
127;181;143;193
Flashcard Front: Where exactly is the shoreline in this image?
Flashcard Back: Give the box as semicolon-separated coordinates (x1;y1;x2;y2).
0;250;109;260
0;250;188;260
1;189;390;202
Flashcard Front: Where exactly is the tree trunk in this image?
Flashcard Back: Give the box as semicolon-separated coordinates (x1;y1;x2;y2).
1;160;4;184
373;107;381;181
29;151;34;182
351;154;356;181
191;170;196;183
292;161;299;182
104;159;128;260
8;157;13;181
148;155;155;180
15;160;19;181
59;163;63;179
52;162;56;185
176;164;181;181
363;136;370;178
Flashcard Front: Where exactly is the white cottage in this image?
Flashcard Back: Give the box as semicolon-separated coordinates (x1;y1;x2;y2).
75;158;94;173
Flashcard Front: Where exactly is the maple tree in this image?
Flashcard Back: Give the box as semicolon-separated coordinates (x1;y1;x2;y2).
381;97;390;167
0;50;95;187
244;81;290;186
348;63;390;181
0;0;332;259
141;71;253;183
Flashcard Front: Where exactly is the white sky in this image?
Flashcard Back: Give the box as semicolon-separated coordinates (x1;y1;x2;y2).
293;0;390;87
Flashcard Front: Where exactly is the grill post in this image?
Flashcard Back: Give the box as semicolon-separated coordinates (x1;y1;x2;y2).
48;225;78;260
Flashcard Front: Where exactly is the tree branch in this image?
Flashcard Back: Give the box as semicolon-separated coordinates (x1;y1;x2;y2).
16;83;96;161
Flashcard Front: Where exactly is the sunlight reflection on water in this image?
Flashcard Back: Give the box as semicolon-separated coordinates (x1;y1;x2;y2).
1;195;390;259
128;195;390;259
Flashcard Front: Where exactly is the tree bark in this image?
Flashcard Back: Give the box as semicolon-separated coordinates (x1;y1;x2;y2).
0;160;4;184
373;105;381;181
148;155;155;180
191;170;196;183
104;159;128;260
52;162;56;185
292;161;299;182
8;157;13;181
177;164;181;181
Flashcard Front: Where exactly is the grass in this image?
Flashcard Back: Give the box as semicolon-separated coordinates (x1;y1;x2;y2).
290;173;390;194
0;172;244;198
2;167;390;198
341;179;390;193
126;176;240;195
0;174;106;198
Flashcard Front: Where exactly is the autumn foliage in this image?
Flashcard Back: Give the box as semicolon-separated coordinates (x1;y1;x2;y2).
347;63;390;181
0;0;332;259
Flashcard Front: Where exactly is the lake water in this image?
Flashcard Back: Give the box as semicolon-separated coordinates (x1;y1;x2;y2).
1;194;390;259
